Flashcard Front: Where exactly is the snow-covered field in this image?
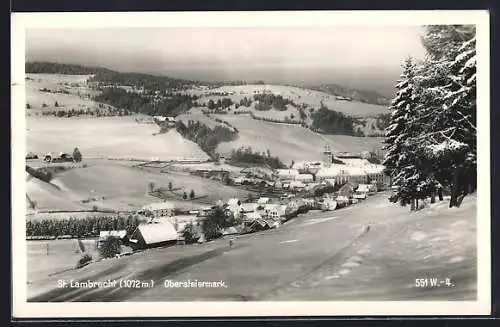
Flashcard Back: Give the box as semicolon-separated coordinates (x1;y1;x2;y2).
27;192;477;302
189;84;388;117
213;114;384;163
26;159;251;216
26;116;209;162
25;74;100;110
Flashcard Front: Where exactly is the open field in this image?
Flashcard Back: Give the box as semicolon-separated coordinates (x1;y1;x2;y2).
25;73;100;110
27;192;477;301
26;116;209;162
213;114;384;163
27;238;99;285
26;159;252;217
189;84;388;117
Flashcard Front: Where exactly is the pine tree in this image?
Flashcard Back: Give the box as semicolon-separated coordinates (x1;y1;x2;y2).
382;57;426;207
420;35;477;207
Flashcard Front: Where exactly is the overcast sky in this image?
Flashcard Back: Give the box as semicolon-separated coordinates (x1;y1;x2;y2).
26;26;426;97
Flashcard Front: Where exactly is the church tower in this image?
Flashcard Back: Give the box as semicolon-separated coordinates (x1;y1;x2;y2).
323;145;332;168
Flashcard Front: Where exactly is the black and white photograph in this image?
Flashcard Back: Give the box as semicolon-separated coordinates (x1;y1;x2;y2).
11;11;490;317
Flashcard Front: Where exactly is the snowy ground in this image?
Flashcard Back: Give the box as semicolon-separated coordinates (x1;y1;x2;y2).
27;192;477;302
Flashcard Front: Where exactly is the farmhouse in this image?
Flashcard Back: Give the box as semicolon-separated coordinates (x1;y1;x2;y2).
129;219;179;249
168;215;202;232
98;230;128;246
139;202;176;217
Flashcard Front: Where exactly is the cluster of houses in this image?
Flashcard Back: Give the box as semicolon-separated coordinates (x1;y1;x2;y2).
99;145;391;252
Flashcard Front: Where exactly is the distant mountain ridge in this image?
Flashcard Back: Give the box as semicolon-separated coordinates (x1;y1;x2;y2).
26;62;390;106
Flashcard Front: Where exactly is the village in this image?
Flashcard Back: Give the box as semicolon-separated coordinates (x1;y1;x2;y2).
89;144;390;256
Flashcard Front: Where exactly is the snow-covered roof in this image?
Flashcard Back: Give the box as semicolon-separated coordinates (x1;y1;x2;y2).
241;203;258;212
341;158;372;167
317;165;343;177
244;211;262;221
363;164;385;175
342;166;367;176
227;198;240;206
264;203;281;211
134;220;178;244
295;174;314;181
257;197;270;204
99;230;127;239
292;161;323;170
276;169;299;177
168;215;199;223
357;184;371;192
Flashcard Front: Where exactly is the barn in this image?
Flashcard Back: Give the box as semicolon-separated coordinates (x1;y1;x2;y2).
129;219;179;250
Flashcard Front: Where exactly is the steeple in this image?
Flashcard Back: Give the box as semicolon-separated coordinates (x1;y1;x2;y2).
323;144;332;168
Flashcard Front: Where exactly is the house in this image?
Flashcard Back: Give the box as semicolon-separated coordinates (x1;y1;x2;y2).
276;169;299;181
227;198;241;207
264;203;281;213
343;167;368;185
316;165;343;181
338;182;357;199
364;164;390;187
295;174;314;183
98;230;128;246
139;202;176;217
129;219;179;249
232;177;244;186
273;180;283;190
153;116;167;122
289;181;306;191
243;211;262;221
167;215;201;232
257;197;270;205
240;203;258;213
357;184;376;194
321;199;338;211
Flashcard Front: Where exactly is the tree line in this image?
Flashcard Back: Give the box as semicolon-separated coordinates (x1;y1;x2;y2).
93;87;196;117
26;215;141;238
88;71;202;91
252;93;297;111
383;25;476;209
175;120;239;158
26;61;112;75
227;146;286;169
311;106;361;136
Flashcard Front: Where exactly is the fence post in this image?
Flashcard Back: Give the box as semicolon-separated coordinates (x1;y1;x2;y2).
46;243;49;256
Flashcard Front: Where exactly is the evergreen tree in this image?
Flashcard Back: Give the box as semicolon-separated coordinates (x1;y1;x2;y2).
73;147;82;162
420;34;477;207
382;57;426;207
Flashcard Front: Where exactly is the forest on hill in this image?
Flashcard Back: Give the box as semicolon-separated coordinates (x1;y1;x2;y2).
25;61;112;75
